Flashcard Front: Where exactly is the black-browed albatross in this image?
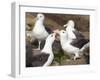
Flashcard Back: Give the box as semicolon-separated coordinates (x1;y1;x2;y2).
32;13;51;50
56;30;89;60
63;20;89;51
63;20;85;40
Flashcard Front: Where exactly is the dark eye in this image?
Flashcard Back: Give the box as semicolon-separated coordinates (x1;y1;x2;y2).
51;34;53;37
40;16;42;17
62;32;65;33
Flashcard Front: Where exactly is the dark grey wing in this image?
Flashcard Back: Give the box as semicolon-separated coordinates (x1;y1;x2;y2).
45;27;52;34
73;30;85;39
70;38;89;49
32;53;50;67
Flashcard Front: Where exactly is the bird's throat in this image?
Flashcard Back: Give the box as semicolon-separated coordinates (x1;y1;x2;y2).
41;41;53;54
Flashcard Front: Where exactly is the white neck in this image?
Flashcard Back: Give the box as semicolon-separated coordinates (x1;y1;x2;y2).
60;34;68;45
33;19;45;33
41;40;53;54
60;34;72;46
35;19;44;26
66;26;74;31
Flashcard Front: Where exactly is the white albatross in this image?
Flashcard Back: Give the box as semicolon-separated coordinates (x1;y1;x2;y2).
32;33;56;67
32;13;51;50
63;20;85;40
57;30;89;60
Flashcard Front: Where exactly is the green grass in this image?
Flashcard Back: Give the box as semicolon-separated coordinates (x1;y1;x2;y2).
54;51;70;65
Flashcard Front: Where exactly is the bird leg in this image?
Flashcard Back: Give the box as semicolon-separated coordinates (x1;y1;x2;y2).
38;40;41;50
32;40;41;51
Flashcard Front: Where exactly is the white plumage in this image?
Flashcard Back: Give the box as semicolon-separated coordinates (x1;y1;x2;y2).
32;13;49;50
63;20;76;39
62;20;89;60
58;30;80;60
57;30;89;60
63;20;85;40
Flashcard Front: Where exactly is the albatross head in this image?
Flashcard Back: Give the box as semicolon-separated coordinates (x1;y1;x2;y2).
55;30;68;40
59;30;68;38
63;20;75;29
46;33;56;44
36;13;45;21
